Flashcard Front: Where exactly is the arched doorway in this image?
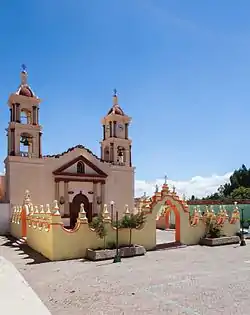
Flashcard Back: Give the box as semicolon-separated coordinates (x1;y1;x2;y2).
156;202;181;248
164;205;180;243
70;192;91;228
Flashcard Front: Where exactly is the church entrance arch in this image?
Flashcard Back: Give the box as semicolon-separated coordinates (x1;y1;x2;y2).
70;192;91;228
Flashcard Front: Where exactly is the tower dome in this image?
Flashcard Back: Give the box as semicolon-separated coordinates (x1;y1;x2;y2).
107;89;125;116
19;85;33;97
16;65;36;98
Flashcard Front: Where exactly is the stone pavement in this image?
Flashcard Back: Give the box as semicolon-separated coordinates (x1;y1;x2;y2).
0;255;51;315
156;229;176;244
1;234;250;314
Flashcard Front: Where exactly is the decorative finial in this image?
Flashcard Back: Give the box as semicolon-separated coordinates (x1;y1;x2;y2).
20;65;28;85
124;204;130;215
113;88;118;106
23;189;31;205
164;175;168;184
155;184;159;193
80;203;86;214
172;185;176;193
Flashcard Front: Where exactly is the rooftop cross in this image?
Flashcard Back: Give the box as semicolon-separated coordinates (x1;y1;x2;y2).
21;64;27;72
113;88;117;96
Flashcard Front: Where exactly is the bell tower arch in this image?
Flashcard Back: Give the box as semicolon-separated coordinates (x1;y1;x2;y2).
6;65;42;158
100;89;132;167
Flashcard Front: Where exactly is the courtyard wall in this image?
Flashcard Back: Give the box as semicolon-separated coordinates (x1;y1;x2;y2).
10;201;156;261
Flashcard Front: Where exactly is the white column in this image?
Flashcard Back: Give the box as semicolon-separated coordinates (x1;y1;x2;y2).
64;181;69;216
97;182;101;214
101;182;105;211
55;181;59;201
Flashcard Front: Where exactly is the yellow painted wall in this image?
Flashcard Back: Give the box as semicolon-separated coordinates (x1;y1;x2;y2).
10;185;240;261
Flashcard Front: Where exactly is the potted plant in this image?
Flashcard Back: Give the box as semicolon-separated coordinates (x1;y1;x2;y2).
86;212;146;261
200;217;239;246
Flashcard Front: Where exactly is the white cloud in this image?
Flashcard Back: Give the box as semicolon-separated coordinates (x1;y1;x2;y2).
135;172;233;199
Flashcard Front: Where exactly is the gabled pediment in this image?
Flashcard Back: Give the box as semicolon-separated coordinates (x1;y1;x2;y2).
53;155;107;177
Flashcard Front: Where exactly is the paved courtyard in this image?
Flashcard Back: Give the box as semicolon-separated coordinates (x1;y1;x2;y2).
156;229;176;244
1;233;250;315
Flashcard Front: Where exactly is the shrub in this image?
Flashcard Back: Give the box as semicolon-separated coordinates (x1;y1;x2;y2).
89;215;108;249
204;217;222;239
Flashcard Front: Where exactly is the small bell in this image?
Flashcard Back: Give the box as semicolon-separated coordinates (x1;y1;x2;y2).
21;137;29;146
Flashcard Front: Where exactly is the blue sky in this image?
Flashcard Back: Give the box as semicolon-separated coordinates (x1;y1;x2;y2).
0;1;250;196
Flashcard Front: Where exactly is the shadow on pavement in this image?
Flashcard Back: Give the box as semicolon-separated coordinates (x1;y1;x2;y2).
1;235;50;265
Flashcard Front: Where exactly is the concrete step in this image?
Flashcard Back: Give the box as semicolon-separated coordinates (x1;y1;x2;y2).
156;242;187;250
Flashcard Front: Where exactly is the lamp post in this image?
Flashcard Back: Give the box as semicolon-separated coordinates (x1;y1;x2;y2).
240;208;246;246
110;201;114;222
113;210;121;263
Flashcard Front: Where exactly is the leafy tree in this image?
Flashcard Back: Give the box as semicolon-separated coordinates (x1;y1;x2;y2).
202;192;222;200
120;212;146;247
230;187;250;199
203;164;250;200
89;215;108;249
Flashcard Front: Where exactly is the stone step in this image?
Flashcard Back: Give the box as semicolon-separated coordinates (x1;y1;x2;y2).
156;242;186;250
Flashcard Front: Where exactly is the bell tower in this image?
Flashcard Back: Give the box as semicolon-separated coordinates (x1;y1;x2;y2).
100;90;132;167
6;65;42;158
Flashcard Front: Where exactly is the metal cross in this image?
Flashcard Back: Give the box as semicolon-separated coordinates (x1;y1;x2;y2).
21;64;27;71
113;88;117;96
172;185;176;193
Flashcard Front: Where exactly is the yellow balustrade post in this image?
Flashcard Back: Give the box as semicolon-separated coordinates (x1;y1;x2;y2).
103;204;111;222
52;200;60;216
39;205;45;214
45;204;51;214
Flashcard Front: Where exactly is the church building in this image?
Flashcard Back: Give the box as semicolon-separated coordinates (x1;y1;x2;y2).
2;67;135;226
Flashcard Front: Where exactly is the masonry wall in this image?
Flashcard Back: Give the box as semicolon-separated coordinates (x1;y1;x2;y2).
23;210;155;261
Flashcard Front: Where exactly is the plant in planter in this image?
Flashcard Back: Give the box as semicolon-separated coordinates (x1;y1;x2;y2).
204;217;222;238
120;212;146;247
89;214;108;249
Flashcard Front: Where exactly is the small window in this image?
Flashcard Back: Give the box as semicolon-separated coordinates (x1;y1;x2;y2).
77;161;85;174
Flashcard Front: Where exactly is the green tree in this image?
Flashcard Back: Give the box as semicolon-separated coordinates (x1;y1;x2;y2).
120;212;146;247
230;186;250;199
204;164;250;200
89;215;108;249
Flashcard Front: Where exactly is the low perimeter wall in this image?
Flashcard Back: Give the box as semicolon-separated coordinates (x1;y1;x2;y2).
10;186;241;261
11;203;156;261
0;203;11;235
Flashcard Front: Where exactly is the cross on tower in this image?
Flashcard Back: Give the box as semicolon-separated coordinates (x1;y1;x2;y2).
164;175;168;184
21;64;27;72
